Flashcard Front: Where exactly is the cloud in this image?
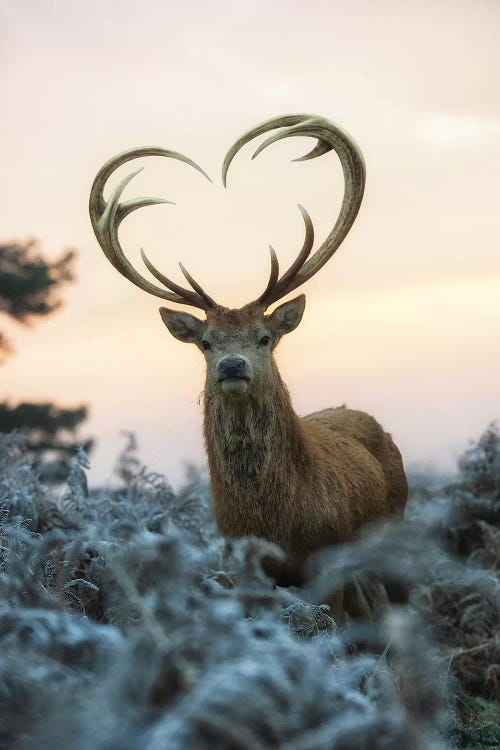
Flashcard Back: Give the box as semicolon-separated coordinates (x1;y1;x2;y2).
414;112;500;147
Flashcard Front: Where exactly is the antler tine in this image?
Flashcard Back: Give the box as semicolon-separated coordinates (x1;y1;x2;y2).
258;205;314;307
277;205;314;285
222;115;313;187
139;248;203;305
257;246;280;304
89;147;216;311
178;263;217;307
223;115;365;308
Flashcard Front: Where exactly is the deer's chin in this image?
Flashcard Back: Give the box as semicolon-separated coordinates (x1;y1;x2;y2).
220;377;250;397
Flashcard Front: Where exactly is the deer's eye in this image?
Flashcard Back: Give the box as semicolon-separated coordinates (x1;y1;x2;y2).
259;335;270;347
201;340;211;351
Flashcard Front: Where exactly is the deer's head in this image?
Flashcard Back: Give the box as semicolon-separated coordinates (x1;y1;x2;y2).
89;115;365;400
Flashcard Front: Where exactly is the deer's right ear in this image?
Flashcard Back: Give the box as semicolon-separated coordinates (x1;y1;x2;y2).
159;308;204;343
268;294;306;339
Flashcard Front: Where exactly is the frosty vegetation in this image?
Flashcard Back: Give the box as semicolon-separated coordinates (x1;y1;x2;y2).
0;425;499;749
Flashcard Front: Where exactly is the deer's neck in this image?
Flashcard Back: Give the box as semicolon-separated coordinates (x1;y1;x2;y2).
203;367;307;500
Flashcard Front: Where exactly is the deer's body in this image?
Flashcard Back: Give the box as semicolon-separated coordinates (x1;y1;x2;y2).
90;113;408;601
205;364;407;571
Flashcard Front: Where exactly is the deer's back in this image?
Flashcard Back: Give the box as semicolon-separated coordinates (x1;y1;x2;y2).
210;403;408;571
303;405;408;519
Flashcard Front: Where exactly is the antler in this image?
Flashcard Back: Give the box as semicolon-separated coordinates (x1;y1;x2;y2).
222;115;366;308
89;147;217;311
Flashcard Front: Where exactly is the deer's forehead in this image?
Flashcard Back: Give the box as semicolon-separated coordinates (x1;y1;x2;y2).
205;324;265;346
204;308;267;345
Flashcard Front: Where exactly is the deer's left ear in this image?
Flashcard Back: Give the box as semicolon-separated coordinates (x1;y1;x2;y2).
268;295;306;338
159;307;204;343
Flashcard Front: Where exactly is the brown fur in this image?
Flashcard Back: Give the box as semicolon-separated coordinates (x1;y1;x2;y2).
205;370;407;568
161;299;408;608
90;115;404;615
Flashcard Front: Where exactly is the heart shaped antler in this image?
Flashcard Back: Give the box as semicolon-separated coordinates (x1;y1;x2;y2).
89;147;217;311
223;114;366;308
89;115;365;312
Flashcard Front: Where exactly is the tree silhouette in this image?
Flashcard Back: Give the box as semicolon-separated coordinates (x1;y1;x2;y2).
0;239;75;362
0;401;94;483
0;240;94;482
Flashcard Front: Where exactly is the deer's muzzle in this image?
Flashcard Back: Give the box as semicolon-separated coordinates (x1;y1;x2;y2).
217;356;252;395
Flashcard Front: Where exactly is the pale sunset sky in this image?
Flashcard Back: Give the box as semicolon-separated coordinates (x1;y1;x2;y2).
1;0;499;485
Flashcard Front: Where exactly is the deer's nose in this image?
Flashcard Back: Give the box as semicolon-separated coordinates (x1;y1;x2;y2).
218;357;247;379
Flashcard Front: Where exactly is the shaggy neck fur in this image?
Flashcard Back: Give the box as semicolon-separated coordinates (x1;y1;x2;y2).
203;362;308;501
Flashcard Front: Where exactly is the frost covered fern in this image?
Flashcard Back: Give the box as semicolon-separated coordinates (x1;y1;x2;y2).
0;429;498;749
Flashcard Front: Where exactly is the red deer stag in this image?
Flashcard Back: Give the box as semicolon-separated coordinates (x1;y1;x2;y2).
89;114;408;610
